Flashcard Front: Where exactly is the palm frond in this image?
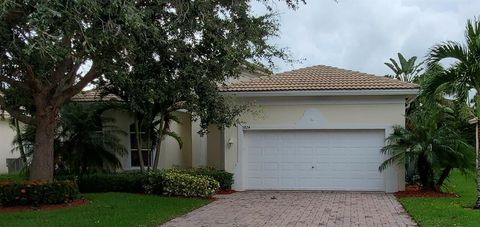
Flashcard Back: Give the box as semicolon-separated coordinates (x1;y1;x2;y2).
164;131;183;149
428;41;468;64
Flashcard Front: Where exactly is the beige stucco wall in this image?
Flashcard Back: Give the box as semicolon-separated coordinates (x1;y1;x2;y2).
191;119;208;167
210;95;407;192
206;125;224;170
158;112;193;169
0;118;19;173
102;110;193;170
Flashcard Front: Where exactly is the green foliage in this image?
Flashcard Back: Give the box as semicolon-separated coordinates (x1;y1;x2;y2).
56;102;127;174
384;53;423;82
424;18;480;108
144;171;220;198
0;173;28;183
99;0;299;170
73;172;147;193
380;97;474;190
422;17;480;207
0;180;78;207
1;1;302;179
0;192;209;227
73;167;230;196
168;167;234;190
13;102;127;175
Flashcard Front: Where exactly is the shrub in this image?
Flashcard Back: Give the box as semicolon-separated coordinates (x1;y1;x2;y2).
167;167;234;190
75;172;147;193
0;180;78;207
144;171;219;198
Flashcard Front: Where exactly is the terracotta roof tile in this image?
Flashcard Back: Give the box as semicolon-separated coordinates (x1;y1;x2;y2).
71;90;121;102
220;65;418;92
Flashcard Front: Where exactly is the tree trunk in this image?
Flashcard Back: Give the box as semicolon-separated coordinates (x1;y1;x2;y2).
435;166;452;192
475;120;480;209
417;155;435;191
29;108;58;181
153;118;165;171
134;118;145;172
475;165;480;209
146;129;151;172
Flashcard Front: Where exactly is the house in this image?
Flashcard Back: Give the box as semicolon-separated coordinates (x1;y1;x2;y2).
0;112;19;173
214;65;417;192
1;65;418;193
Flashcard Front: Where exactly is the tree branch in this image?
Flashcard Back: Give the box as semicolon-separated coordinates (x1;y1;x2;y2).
54;62;97;105
52;35;73;83
20;57;42;92
0;95;35;125
64;62;83;87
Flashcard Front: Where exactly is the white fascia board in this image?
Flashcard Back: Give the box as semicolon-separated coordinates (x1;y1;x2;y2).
222;89;419;97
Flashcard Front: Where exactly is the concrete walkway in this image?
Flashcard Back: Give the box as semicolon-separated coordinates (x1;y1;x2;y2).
162;191;416;227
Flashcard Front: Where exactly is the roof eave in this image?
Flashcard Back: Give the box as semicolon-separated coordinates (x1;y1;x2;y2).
221;88;419;97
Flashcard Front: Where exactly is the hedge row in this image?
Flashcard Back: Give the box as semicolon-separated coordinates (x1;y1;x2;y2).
65;167;233;198
75;172;147;193
167;167;234;190
144;171;219;198
0;180;78;207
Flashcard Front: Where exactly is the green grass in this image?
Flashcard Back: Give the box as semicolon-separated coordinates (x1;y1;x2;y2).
0;172;26;181
399;171;480;226
0;192;209;227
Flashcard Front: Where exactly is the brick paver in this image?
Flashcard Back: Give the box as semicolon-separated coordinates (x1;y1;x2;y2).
161;191;416;227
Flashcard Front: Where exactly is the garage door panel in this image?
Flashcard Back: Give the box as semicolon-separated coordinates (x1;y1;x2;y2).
245;129;385;191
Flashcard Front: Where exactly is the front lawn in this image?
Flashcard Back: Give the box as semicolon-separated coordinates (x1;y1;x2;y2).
0;192;209;227
399;171;480;226
0;173;26;181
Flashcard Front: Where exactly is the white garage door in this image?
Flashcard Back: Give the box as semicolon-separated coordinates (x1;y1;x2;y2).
244;130;385;191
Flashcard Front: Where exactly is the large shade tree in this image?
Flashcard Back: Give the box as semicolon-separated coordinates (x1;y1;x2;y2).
101;1;289;171
0;0;305;180
423;18;480;208
13;102;126;175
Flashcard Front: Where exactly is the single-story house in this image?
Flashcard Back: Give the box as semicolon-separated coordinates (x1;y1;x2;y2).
215;65;417;192
72;65;417;193
1;65;418;193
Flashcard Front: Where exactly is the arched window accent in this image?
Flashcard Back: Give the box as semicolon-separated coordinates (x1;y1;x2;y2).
129;123;153;167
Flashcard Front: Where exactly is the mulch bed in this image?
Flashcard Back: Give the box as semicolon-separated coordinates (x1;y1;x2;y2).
0;199;90;212
395;190;457;198
216;189;236;195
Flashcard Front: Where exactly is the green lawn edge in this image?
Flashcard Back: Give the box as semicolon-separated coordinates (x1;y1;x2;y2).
399;171;480;227
0;192;210;227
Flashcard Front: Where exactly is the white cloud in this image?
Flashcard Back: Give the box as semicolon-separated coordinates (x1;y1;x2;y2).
254;0;480;75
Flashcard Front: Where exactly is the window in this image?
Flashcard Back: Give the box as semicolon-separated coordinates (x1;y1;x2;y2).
129;124;153;167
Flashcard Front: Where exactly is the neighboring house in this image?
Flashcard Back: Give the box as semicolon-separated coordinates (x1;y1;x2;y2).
0;65;418;193
0;112;20;173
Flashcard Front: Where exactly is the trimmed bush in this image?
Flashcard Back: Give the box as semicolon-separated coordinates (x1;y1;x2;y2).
75;172;147;193
167;167;234;190
0;180;78;207
144;171;219;198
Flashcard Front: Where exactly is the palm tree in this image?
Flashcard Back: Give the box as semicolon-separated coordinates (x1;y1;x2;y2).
379;102;474;191
56;102;127;174
423;18;480;208
385;53;423;82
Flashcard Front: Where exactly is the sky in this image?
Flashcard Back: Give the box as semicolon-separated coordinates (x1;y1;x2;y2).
252;0;480;75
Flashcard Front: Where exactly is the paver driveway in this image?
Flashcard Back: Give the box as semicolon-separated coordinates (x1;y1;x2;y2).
162;191;416;227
